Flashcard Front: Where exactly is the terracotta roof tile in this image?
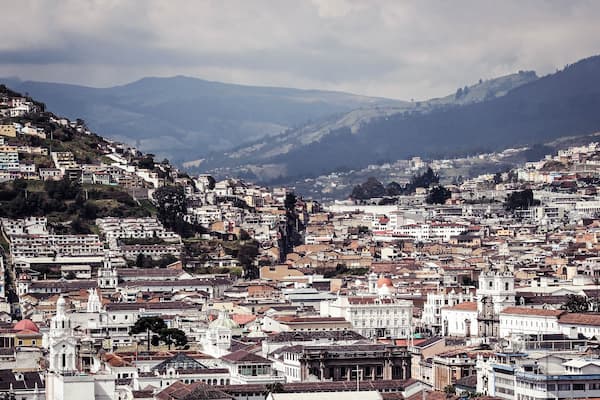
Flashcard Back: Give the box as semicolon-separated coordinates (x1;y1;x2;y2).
559;313;600;326
501;307;565;317
443;301;477;311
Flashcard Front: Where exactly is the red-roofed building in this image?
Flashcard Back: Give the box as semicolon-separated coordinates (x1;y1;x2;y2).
500;307;565;337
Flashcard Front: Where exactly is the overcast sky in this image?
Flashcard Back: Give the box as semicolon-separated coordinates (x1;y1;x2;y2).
1;0;600;100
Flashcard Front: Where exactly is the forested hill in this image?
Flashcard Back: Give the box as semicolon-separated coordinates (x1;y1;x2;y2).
202;55;600;182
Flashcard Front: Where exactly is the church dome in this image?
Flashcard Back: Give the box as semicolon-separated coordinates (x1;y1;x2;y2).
377;277;393;288
14;319;39;333
209;310;239;330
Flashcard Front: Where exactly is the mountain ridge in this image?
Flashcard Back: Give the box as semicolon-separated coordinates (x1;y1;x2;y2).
198;56;600;183
1;75;404;163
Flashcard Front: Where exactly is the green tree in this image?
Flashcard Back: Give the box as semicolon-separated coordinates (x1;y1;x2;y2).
158;328;188;350
264;382;285;396
138;155;155;170
206;175;216;190
493;172;503;184
130;316;167;351
385;181;403;196
154;186;186;226
426;185;451;204
505;189;540;211
409;167;439;190
561;294;590;313
443;384;456;398
350;177;386;199
158;254;178;268
238;240;260;279
284;192;297;211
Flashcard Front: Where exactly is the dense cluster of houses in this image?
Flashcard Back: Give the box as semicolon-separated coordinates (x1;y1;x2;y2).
5;87;600;400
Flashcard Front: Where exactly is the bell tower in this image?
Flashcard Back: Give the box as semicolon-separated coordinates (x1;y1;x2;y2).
49;296;77;373
98;254;118;290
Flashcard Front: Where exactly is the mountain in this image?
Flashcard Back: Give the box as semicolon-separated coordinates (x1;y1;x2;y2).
0;76;402;164
200;70;539;180
201;56;600;183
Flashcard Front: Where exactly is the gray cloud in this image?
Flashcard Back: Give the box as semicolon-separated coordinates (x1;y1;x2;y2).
1;0;600;99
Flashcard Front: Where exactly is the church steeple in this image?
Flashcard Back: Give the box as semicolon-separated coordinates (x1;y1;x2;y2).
51;296;71;337
48;296;77;373
98;254;118;290
86;289;102;313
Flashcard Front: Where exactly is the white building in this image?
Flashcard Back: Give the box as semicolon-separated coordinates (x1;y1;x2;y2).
499;307;564;338
46;296;117;400
441;301;478;337
320;294;413;339
477;267;516;338
422;288;475;334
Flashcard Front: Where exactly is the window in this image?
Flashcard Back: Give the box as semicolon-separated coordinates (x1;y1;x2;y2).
558;383;571;391
573;383;585;391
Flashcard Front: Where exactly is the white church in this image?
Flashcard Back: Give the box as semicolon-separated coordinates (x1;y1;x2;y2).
45;295;117;400
440;266;516;338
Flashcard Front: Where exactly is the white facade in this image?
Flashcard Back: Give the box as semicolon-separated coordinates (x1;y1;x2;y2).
499;309;562;338
441;303;478;337
46;296;117;400
320;295;413;338
422;289;475;334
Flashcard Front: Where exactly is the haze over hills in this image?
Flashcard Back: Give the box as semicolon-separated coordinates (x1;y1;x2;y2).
200;55;600;183
205;70;538;179
1;76;402;163
5;55;600;187
2;68;539;174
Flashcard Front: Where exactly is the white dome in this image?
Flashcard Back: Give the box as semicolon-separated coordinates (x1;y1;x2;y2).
209;309;238;330
378;284;391;296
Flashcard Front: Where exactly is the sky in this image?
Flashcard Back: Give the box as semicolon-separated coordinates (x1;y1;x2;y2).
1;0;600;100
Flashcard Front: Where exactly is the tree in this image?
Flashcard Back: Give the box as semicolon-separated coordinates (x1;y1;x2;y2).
443;385;456;398
238;240;260;279
159;328;188;350
206;175;216;190
44;175;80;201
136;253;155;268
409;167;439;190
426;185;451;204
158;254;178;268
138;155;155;170
350;177;386;199
493;172;503;184
130;316;167;351
504;189;540;211
264;382;285;396
284;192;297;211
561;294;590;313
71;216;91;234
385;181;403;196
154;185;188;233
